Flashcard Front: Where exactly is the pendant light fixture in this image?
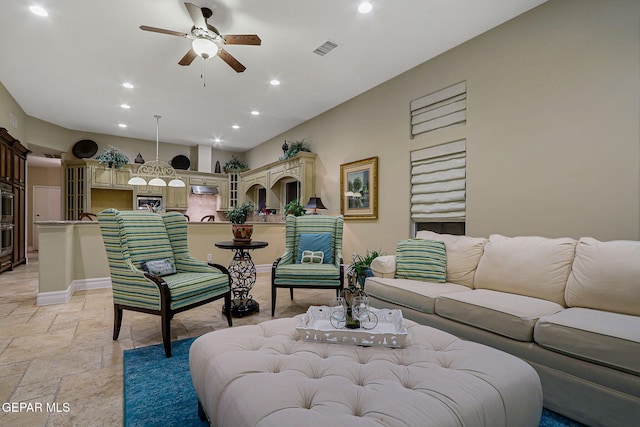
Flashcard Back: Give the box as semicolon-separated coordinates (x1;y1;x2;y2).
127;115;185;187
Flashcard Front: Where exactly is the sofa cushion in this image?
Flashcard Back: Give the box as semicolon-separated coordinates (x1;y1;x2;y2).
435;289;565;341
366;276;469;314
474;234;576;306
565;237;640;316
535;307;640;375
395;239;446;283
416;231;487;288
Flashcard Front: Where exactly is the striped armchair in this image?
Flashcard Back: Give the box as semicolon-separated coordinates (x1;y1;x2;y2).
98;209;232;357
271;214;344;315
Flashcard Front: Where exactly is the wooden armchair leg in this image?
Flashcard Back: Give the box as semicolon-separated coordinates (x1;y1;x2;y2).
113;305;123;340
271;286;277;316
290;288;294;300
161;313;172;358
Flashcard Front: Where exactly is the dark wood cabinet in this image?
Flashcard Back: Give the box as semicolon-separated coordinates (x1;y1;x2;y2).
0;128;30;272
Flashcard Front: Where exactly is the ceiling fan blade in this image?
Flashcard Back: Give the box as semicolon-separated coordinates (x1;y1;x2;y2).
218;49;246;73
223;35;262;45
179;48;198;66
140;25;189;38
184;2;207;30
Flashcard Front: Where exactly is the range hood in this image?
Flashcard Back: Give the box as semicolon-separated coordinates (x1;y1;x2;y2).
191;185;219;195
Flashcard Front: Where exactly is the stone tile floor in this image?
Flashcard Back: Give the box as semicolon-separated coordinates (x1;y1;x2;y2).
0;254;329;426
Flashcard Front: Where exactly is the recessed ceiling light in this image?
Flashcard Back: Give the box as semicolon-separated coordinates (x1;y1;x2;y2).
251;110;260;116
214;138;221;143
29;6;48;17
118;123;127;128
120;104;131;109
232;125;240;129
122;82;134;89
358;2;373;14
269;79;280;86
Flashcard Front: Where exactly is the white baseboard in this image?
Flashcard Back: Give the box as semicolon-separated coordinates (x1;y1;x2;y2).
36;277;112;306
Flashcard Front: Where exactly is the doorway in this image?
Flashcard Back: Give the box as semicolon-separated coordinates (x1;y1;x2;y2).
33;186;61;251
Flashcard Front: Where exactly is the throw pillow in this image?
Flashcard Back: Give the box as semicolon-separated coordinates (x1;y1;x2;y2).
297;232;333;264
395;239;446;283
141;258;177;277
300;250;324;264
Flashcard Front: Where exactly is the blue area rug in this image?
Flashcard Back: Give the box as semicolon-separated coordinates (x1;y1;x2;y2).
123;338;585;426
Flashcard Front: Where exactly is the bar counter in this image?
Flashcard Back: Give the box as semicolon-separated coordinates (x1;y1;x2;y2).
35;220;286;305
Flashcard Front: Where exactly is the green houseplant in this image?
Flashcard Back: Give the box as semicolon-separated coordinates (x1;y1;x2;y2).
347;249;383;288
280;140;311;160
284;199;306;217
223;156;248;174
95;145;129;169
226;202;254;242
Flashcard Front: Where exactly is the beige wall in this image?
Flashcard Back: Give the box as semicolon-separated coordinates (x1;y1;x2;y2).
6;0;640;267
0;82;26;142
246;0;640;259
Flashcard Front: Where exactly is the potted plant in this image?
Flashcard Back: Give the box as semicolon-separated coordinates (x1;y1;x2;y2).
95;145;129;169
280;139;311;160
226;201;254;242
283;199;306;216
223;155;248;174
347;249;383;289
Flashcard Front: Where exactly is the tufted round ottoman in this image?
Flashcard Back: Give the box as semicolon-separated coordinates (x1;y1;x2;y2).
190;317;542;427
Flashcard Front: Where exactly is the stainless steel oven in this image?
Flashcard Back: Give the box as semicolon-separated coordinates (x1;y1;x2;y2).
1;187;13;224
0;224;13;257
136;195;163;211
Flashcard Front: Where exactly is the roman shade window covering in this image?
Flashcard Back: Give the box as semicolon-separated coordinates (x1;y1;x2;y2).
410;139;466;221
410;81;466;137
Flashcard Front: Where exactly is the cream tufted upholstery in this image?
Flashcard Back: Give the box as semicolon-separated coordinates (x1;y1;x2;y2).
190;317;542;427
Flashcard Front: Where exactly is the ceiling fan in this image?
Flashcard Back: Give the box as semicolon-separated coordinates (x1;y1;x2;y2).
140;2;261;73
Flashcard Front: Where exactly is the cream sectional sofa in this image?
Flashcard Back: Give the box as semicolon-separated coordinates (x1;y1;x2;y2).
366;231;640;427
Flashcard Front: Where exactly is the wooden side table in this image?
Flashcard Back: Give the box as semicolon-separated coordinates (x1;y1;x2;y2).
214;240;269;316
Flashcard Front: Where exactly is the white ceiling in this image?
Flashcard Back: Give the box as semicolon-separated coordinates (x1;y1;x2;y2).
0;0;546;154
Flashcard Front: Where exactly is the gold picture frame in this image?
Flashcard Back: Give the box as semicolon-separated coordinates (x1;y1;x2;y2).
340;156;378;220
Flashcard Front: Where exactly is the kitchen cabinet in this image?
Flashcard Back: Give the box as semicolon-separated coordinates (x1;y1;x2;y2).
89;161;132;189
240;152;316;212
0;128;30;272
134;183;164;196
165;186;188;209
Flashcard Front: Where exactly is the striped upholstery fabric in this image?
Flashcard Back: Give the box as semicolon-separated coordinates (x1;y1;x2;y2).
98;209;229;311
395;239;447;283
274;214;343;284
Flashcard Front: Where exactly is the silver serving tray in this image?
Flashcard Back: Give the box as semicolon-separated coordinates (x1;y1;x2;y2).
296;306;407;348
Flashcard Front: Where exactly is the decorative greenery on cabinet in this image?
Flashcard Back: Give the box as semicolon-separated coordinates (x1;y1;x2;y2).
95;146;129;169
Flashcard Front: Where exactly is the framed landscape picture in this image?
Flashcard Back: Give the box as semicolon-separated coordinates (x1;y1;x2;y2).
340;156;378;220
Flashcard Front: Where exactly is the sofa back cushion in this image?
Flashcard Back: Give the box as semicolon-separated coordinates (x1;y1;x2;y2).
416;231;486;288
474;234;576;305
565;237;640;316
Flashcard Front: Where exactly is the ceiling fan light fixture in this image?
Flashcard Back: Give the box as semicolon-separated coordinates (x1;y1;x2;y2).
192;38;219;59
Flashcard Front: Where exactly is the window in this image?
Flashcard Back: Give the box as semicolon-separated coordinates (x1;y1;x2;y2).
410;81;466;138
410;139;466;222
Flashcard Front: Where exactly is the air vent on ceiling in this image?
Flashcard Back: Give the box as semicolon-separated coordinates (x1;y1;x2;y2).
44;153;62;159
313;40;339;56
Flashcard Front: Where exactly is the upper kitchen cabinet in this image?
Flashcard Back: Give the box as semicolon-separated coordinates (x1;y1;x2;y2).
87;160;132;189
189;174;228;209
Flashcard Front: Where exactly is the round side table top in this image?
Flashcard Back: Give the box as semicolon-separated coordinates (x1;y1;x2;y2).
215;240;269;250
